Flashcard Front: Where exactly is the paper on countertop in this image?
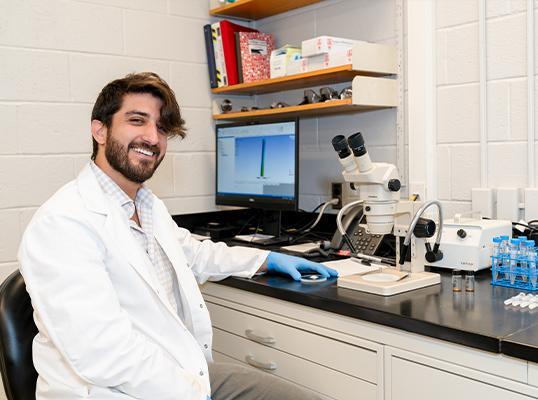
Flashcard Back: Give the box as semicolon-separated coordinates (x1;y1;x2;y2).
234;233;274;243
280;242;320;253
191;233;211;241
323;258;382;277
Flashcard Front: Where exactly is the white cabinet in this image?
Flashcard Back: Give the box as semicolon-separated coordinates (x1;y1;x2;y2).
530;363;538;388
385;347;537;400
201;283;538;400
207;301;382;400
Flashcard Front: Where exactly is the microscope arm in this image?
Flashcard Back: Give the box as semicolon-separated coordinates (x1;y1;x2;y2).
399;200;444;265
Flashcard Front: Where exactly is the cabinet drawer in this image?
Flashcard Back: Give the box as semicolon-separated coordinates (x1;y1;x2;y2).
207;302;378;383
213;328;377;400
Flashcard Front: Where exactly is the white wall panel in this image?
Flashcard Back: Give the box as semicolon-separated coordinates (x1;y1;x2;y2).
124;10;208;62
78;0;167;13
437;84;480;143
0;157;75;209
451;144;481;201
69;54;170;102
169;0;209;19
437;145;451;200
0;210;22;263
173;153;214;197
17;104;93;154
487;13;527;80
0;0;123;54
443;23;480;85
147;156;175;198
167;108;215;153
0;105;19;155
488;142;528;187
163;196;217;216
0;48;70;101
170;62;213;108
487;0;527;18
314;0;395;42
436;0;478;28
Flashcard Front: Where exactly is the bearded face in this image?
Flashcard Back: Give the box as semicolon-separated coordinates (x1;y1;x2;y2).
104;132;164;183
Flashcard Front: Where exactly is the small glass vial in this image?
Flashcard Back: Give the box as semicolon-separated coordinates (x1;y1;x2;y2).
452;270;463;292
465;271;475;292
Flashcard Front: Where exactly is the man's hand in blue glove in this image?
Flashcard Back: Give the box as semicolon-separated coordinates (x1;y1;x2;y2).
261;252;338;281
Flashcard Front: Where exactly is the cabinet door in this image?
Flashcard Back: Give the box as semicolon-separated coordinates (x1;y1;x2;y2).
529;362;538;387
386;350;536;400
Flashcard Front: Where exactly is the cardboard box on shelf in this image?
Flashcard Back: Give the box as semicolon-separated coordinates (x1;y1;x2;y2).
301;35;357;57
301;48;353;72
270;45;301;78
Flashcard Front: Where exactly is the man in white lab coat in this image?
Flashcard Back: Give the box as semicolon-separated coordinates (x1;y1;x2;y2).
18;72;336;400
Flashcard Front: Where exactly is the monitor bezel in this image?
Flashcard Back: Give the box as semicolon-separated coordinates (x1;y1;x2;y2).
215;118;299;211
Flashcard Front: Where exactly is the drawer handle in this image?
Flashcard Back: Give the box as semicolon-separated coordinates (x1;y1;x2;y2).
245;329;276;345
245;355;277;371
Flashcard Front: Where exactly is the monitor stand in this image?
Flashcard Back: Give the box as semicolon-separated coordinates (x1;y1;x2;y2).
235;210;290;246
256;210;290;246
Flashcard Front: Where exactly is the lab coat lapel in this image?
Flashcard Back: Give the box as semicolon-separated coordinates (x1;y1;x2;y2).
152;207;198;326
77;163;160;294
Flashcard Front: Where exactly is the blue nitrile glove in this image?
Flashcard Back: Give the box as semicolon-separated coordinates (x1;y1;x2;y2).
265;252;338;281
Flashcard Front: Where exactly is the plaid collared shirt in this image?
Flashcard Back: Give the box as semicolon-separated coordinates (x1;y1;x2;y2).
90;162;184;322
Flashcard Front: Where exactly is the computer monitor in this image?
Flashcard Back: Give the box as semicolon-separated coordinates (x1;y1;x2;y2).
216;119;299;241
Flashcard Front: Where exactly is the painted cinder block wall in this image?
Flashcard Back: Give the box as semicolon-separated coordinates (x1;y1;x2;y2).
0;0;398;286
435;0;535;216
0;0;214;288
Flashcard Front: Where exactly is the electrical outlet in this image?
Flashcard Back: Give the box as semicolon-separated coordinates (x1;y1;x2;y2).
331;182;343;209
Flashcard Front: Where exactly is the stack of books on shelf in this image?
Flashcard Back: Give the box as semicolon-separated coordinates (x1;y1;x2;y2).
203;20;275;88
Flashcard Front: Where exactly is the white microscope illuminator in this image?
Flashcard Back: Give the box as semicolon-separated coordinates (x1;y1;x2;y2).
332;133;443;296
428;215;511;271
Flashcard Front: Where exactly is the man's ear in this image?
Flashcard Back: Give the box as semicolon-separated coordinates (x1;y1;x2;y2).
91;120;107;145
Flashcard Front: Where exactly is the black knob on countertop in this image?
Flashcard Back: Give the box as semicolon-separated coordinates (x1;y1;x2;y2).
388;179;401;192
457;229;467;239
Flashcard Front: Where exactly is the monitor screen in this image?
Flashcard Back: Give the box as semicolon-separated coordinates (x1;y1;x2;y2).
216;119;298;210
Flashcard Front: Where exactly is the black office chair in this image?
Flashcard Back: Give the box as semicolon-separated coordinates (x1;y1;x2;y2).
0;270;38;400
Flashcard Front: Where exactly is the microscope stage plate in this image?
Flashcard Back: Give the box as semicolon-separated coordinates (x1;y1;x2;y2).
337;271;440;296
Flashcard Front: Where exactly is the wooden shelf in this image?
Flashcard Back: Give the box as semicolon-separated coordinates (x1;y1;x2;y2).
210;0;324;20
211;42;397;96
211;65;389;95
213;99;391;121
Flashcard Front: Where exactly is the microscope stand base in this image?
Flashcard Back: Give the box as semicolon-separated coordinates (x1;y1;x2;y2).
337;271;440;296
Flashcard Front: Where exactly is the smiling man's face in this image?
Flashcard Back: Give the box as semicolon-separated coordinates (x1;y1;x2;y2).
103;92;168;184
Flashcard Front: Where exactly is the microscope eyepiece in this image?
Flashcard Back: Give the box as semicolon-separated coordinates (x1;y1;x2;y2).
332;135;351;159
347;132;367;157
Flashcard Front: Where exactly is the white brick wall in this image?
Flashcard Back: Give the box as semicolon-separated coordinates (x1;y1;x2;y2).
0;0;214;396
0;0;214;267
436;0;534;217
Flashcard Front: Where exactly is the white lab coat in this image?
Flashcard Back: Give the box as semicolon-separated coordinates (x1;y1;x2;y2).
18;163;268;400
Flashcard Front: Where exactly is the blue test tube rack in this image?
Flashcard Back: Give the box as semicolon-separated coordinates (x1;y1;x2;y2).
491;236;538;291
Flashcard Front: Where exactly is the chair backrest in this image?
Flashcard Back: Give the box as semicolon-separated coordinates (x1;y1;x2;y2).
0;270;37;400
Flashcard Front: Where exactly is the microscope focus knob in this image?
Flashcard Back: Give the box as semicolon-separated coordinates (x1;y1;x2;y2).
388;179;401;192
457;229;467;239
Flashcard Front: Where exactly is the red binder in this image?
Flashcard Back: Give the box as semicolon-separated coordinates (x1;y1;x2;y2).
219;20;258;86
